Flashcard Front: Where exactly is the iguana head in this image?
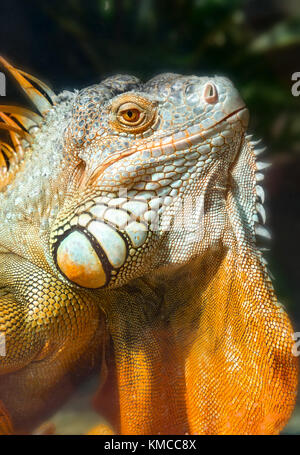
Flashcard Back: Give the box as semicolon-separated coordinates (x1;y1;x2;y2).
48;73;249;289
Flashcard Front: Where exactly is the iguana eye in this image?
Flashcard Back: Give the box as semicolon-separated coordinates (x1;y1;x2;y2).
203;82;218;104
118;104;144;125
110;95;157;133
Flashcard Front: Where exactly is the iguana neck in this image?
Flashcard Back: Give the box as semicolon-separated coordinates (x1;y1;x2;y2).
102;246;225;337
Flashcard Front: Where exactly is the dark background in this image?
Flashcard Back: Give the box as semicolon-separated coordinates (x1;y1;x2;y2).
0;0;299;433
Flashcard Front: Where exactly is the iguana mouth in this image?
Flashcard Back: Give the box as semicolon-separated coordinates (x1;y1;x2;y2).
88;106;247;186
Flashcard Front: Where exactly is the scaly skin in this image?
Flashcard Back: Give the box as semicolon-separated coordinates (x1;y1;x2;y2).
0;58;298;434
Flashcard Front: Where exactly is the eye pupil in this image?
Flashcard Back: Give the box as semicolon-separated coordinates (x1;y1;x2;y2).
122;108;140;122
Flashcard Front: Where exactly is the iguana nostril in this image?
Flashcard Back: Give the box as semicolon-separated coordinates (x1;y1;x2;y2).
203;82;218;104
56;230;108;288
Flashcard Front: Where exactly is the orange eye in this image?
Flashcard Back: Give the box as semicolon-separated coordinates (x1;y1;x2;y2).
111;96;157;133
121;108;141;123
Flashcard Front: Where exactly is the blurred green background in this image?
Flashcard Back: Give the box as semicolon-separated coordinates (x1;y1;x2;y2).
0;0;299;434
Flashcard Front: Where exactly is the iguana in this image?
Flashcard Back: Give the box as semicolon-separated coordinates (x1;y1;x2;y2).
0;57;297;435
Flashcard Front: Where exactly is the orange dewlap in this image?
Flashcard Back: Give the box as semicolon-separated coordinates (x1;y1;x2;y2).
185;252;298;434
104;249;298;434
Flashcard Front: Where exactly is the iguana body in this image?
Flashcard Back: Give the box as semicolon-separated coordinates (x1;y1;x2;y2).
0;57;297;434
